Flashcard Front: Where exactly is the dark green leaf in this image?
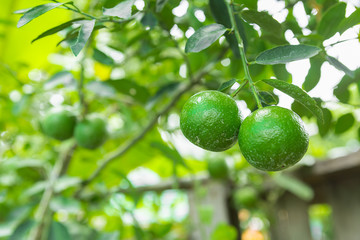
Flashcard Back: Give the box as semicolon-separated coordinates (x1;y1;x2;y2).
262;79;324;123
318;108;332;137
86;81;116;97
272;64;291;82
17;3;64;28
334;113;355;134
71;20;96;56
108;79;151;104
259;91;279;105
141;12;158;29
218;79;237;92
317;2;346;39
156;0;169;13
291;100;312;119
93;48;115;65
48;221;71;240
209;0;247;57
303;56;324;91
256;45;321;65
273;174;314;201
32;18;85;43
103;0;135;19
185;24;227;53
338;8;360;34
150;141;190;170
241;9;283;37
9;220;35;240
326;55;355;78
333;68;360;102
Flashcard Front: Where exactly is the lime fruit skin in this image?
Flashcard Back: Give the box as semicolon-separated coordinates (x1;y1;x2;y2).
238;106;309;171
74;117;107;149
180;90;242;152
207;158;228;179
41;110;76;141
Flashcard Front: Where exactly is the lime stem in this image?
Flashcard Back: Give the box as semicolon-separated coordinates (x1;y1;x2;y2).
230;80;248;98
226;1;262;108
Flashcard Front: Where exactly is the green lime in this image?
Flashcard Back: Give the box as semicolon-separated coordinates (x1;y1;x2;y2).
41;109;76;141
180;90;242;152
233;187;257;208
74;117;107;149
238;106;309;171
207;158;228;179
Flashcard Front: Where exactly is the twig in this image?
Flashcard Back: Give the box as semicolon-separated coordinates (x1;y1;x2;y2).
79;175;211;201
74;49;228;198
29;143;77;240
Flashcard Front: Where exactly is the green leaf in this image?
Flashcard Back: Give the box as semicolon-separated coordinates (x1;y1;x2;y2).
259;91;279;105
262;79;324;123
17;3;64;28
291;100;312;119
71;20;96;56
333;68;360;102
334;113;355;134
338;8;360;34
103;0;136;19
9;220;35;240
318;108;332;137
44;71;75;90
326;55;355;78
303;56;324;91
93;48;115;65
141;12;158;29
241;9;283;37
256;45;321;65
86;81;116;97
108;79;151;104
217;79;237;92
273;174;314;201
48;221;71;240
150;141;190;170
156;0;169;13
146;82;181;110
185;24;227;53
239;0;257;10
32;18;85;43
272;64;291;82
211;223;237;240
317;2;346;39
358;126;360;141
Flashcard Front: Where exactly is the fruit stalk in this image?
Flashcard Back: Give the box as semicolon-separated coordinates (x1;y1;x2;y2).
225;1;262;108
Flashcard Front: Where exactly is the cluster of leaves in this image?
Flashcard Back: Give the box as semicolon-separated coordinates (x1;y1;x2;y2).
0;0;359;239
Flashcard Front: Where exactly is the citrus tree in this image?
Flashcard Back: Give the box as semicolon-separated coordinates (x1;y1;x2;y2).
0;0;359;239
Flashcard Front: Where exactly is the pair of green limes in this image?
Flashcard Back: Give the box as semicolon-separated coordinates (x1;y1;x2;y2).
180;90;309;171
41;110;107;149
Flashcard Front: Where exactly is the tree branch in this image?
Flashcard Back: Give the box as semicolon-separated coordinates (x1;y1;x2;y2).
74;48;227;198
29;143;77;240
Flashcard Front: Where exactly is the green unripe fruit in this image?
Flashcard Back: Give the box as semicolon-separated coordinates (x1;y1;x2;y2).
180;90;242;152
233;187;257;209
74;117;107;149
41;110;76;141
238;106;309;171
207;158;228;179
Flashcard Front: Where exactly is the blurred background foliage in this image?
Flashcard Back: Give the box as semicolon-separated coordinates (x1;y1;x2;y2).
0;0;359;239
